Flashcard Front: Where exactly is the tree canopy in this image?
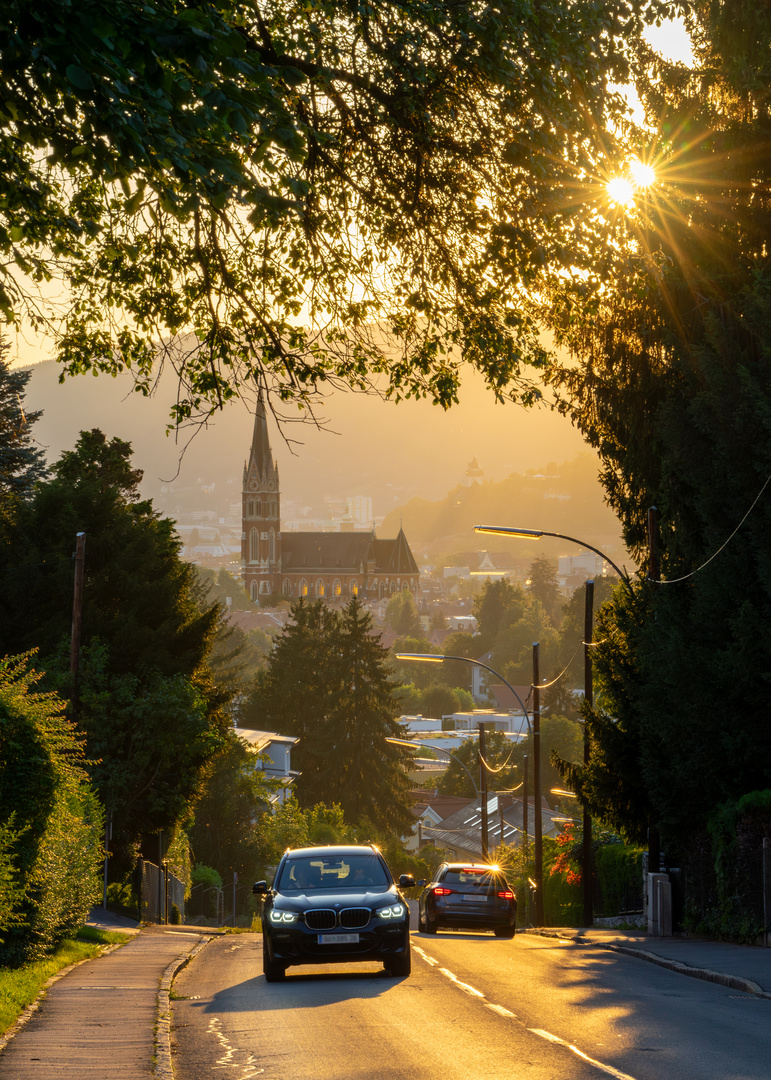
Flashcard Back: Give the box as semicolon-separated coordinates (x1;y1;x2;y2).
1;0;671;423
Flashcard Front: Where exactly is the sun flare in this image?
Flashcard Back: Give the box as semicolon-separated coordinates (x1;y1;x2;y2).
630;159;656;187
606;177;635;207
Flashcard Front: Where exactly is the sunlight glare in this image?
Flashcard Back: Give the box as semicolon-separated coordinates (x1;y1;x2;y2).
630;159;656;188
606;177;635;207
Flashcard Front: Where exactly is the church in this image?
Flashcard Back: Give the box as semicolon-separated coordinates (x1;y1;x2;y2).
241;401;420;604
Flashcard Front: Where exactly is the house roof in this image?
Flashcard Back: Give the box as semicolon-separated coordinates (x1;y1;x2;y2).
235;727;298;751
421;795;564;858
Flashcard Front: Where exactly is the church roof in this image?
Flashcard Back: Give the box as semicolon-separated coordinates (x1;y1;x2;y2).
373;527;419;575
245;397;276;480
281;528;418;575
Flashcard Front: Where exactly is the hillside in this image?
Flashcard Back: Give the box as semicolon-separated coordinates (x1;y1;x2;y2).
381;454;629;570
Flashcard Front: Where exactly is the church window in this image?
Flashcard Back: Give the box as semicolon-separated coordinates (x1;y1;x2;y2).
250;581;259;601
390;581;397;594
283;579;292;597
260;580;269;594
350;580;358;597
269;528;275;562
256;499;262;518
315;578;325;597
299;578;308;597
247;499;254;517
249;528;258;561
333;578;341;597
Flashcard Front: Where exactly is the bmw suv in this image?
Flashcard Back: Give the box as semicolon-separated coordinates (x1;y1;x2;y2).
253;845;415;981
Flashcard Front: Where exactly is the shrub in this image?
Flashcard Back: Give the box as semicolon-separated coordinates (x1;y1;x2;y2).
0;653;102;964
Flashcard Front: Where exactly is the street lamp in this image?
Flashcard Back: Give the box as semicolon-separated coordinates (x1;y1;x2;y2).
474;525;629;587
395;651;544;924
473;523;617;928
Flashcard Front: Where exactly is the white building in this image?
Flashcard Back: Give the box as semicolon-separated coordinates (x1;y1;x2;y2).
234;728;300;805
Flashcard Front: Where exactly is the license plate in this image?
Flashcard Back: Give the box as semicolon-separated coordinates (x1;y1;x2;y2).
462;895;485;902
318;933;359;944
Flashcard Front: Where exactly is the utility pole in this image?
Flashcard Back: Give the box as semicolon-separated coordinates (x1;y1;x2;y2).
583;579;594;927
646;506;661;876
478;722;489;860
533;642;544;926
522;754;529;858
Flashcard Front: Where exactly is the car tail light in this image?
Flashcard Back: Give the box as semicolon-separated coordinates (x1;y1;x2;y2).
497;890;514;900
433;886;453;896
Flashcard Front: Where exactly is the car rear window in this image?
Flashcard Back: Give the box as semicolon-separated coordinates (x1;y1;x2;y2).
280;855;389;890
443;869;506;886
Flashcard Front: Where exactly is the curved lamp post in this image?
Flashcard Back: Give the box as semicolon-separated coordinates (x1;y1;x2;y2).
475;524;629;585
473;523;622;928
395;651;544;924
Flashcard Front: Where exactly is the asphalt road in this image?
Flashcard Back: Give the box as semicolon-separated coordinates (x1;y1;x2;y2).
171;931;771;1080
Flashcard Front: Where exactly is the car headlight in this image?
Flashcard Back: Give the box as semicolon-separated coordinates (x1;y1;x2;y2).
376;903;406;919
268;909;299;924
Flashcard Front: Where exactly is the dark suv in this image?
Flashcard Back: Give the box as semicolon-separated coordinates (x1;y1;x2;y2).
418;862;516;937
253;845;415;981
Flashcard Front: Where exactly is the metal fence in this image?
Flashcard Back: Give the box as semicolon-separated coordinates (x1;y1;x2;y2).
138;859;185;924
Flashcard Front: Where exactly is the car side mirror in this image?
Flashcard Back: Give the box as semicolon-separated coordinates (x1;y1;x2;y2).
416;879;426;888
399;874;416;888
252;880;268;895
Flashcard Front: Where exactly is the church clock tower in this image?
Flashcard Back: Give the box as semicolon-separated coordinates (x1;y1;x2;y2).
241;398;281;602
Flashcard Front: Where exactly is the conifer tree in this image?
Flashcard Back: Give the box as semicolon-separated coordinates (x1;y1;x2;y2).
0;341;46;504
245;598;415;836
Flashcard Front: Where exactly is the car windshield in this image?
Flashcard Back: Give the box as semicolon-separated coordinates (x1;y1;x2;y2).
280;855;389;891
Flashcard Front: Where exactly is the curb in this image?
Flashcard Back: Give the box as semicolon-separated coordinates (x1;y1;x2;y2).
155;935;213;1080
525;929;771;999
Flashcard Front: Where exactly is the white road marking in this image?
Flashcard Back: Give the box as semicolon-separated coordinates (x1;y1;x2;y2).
527;1029;640;1080
412;949;641;1080
438;967;486;998
206;1015;264;1077
412;946;438;966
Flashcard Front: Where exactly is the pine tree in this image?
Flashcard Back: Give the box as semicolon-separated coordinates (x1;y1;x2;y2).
0;342;46;504
245;598;415;836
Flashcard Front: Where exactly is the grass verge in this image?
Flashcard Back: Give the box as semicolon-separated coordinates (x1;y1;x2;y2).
0;927;131;1036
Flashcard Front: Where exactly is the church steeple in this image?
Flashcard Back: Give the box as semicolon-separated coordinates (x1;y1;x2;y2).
241;397;281;603
244;395;275;483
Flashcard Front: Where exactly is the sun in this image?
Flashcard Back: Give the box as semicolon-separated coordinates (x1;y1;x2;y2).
606;159;657;208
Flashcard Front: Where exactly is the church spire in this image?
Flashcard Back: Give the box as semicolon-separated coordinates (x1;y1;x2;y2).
246;394;274;480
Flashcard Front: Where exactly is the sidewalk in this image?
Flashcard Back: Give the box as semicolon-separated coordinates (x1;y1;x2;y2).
526;927;771;997
0;914;212;1080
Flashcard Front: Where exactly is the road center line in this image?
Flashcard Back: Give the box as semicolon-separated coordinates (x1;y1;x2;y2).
528;1029;640;1080
412;949;641;1080
438;967;486;998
